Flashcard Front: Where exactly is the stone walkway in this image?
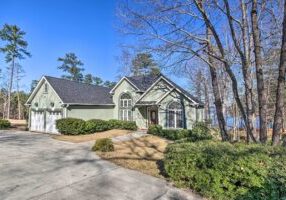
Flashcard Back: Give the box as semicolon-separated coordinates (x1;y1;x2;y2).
111;130;147;142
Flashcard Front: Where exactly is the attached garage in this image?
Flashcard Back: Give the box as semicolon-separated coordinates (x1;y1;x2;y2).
30;110;62;134
26;76;114;134
45;111;62;133
30;111;45;132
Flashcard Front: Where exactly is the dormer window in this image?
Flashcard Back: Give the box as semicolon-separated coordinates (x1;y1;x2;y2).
44;83;48;93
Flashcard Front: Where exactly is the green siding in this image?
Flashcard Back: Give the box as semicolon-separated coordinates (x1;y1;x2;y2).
30;80;62;110
28;76;203;130
67;105;114;120
112;79;148;128
135;107;148;129
158;90;203;129
141;79;170;102
111;78;203;129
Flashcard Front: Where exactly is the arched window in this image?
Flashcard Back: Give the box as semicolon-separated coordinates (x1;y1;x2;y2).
119;93;132;121
168;101;183;128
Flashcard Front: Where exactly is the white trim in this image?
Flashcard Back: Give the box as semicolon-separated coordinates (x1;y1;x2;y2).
25;76;45;105
156;88;175;104
135;76;199;105
135;76;166;104
25;76;64;105
167;101;184;129
135;75;199;105
160;76;198;105
65;103;115;106
109;77;140;94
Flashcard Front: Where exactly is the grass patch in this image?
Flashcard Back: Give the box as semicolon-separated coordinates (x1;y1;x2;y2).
97;135;171;178
52;129;132;143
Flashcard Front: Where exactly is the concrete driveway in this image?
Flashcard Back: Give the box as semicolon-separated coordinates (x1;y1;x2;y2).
0;131;201;200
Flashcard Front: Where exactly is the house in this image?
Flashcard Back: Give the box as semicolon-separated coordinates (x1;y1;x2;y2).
26;74;204;134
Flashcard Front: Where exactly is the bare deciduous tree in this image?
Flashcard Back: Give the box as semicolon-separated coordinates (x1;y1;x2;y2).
272;0;286;145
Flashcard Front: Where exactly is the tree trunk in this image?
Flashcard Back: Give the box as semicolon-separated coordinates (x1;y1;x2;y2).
272;0;286;145
251;0;268;143
241;0;256;142
223;0;256;142
206;28;229;141
195;0;254;142
7;57;15;119
209;65;229;141
16;66;21;119
203;77;210;122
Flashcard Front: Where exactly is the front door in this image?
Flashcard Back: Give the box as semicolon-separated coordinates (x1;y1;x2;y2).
149;109;158;125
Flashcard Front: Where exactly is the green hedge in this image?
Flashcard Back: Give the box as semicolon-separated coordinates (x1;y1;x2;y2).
91;138;114;152
188;122;212;142
147;125;190;140
0;119;11;129
164;141;286;200
147;122;212;141
85;119;109;133
56;118;86;135
56;118;137;135
108;119;137;130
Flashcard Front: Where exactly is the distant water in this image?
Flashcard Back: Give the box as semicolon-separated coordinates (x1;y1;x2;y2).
212;116;272;130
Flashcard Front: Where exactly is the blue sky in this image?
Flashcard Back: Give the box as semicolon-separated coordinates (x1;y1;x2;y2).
0;0;186;92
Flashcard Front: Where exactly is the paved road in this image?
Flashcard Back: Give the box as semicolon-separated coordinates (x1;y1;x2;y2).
0;131;201;200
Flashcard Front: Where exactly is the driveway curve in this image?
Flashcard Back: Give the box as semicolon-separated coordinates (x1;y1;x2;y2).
0;131;201;200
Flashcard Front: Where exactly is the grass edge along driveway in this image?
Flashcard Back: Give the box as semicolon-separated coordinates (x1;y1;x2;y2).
52;129;132;143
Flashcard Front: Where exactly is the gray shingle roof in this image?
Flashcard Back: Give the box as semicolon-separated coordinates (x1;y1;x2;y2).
126;74;161;91
45;76;114;105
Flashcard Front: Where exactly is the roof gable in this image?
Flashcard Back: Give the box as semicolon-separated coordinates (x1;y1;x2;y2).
26;76;64;105
160;74;203;105
110;77;140;94
126;74;161;91
135;75;203;106
27;76;114;105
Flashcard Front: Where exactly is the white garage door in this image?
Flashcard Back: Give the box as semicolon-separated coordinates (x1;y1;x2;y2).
30;111;45;132
46;111;62;134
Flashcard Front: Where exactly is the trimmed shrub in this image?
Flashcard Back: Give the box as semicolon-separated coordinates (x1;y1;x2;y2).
56;118;86;135
147;125;191;140
56;118;137;135
188;122;212;142
92;138;114;152
85;119;109;133
107;119;121;129
0;119;11;129
164;141;286;200
147;124;163;135
147;123;212;141
108;119;137;130
161;129;191;140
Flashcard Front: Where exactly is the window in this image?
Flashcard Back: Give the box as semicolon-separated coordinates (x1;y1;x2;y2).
167;101;183;128
119;93;132;121
44;83;48;93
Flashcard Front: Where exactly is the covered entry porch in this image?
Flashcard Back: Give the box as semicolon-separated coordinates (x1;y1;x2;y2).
135;101;160;129
135;100;186;129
